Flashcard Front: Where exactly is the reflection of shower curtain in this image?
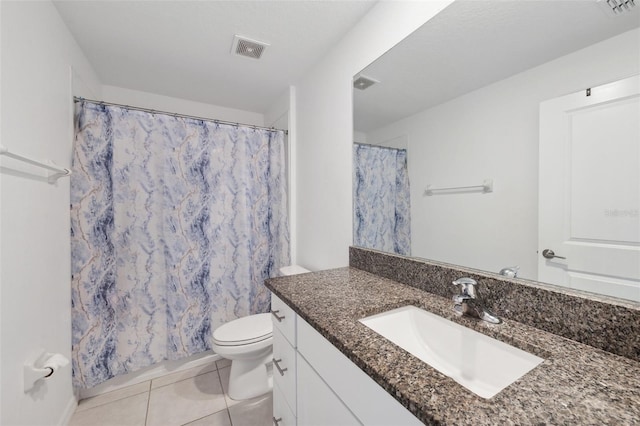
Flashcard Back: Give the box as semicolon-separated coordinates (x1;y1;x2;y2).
353;143;410;255
70;101;289;389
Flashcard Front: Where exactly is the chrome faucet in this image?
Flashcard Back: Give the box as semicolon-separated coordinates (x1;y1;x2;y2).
452;278;501;324
499;266;519;278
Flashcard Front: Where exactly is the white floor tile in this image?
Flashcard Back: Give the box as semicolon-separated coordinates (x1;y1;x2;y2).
146;371;227;426
228;392;273;426
70;360;272;426
151;362;218;389
217;367;239;409
76;381;151;412
69;392;149;426
182;410;232;426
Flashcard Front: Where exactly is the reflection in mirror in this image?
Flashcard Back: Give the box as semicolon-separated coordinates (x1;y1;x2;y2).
353;1;640;302
353;143;411;256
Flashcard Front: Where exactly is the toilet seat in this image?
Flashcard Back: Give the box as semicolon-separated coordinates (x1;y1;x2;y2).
212;313;272;346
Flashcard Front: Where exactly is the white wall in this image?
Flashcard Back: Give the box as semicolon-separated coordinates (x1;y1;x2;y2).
264;88;290;129
364;134;408;150
102;85;264;126
0;1;102;424
264;87;299;265
366;28;640;280
294;0;453;270
353;131;367;144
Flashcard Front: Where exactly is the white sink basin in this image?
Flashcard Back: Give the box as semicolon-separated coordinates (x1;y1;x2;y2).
359;306;544;399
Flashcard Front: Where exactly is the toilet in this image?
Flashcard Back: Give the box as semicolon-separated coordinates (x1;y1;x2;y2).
212;265;310;400
212;313;273;400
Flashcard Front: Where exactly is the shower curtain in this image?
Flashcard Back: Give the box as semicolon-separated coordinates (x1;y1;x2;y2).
353;143;411;256
70;101;289;389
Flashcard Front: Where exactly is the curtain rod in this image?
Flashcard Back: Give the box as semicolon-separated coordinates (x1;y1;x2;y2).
353;142;405;151
73;97;288;135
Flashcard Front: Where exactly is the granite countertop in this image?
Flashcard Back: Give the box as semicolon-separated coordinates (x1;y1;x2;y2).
265;267;640;425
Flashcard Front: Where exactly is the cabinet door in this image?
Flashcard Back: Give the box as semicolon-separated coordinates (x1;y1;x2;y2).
273;382;297;426
296;353;361;426
273;327;296;415
297;317;422;426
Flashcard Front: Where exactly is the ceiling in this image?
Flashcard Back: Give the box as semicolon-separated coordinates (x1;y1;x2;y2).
53;0;377;114
354;0;640;133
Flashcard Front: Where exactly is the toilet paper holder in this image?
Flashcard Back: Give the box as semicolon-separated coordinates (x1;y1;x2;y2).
23;350;70;392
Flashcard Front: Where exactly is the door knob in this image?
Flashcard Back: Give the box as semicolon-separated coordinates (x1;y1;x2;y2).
542;249;566;260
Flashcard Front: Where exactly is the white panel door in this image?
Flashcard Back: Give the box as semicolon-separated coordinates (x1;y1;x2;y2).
539;75;640;302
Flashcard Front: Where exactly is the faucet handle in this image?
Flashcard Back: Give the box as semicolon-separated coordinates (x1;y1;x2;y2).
452;277;477;299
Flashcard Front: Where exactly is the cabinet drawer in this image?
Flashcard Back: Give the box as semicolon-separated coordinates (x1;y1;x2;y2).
273;327;296;415
271;294;296;346
273;382;296;426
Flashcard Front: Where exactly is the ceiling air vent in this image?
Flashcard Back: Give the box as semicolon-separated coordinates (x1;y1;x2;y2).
597;0;636;16
231;35;269;60
353;75;379;90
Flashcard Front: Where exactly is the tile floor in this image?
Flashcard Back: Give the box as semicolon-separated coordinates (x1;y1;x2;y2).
69;359;273;426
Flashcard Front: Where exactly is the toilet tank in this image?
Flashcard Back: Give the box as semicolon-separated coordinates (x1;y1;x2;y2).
279;265;310;276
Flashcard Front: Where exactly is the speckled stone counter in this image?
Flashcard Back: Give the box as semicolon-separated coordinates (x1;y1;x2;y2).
265;267;640;425
350;247;640;362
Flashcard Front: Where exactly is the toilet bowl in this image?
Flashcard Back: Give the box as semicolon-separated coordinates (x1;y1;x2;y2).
212;313;273;400
212;265;310;401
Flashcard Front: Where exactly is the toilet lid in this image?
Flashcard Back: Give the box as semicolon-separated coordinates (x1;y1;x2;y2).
212;313;272;345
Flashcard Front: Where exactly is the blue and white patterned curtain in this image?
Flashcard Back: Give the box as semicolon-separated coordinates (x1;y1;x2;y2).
353;143;411;256
70;102;289;389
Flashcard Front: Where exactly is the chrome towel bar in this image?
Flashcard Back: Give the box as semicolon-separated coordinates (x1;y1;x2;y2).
0;144;71;183
425;179;493;196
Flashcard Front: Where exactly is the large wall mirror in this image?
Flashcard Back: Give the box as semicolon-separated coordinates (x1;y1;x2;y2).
353;0;640;302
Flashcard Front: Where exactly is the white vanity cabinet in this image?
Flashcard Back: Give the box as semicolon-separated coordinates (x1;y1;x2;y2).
271;294;422;426
271;294;298;426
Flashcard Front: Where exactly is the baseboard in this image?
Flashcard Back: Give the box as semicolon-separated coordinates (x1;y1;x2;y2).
79;351;221;399
59;395;78;426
